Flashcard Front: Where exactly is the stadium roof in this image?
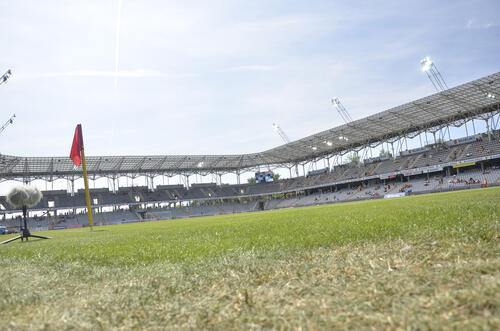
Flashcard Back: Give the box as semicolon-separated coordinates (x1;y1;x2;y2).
1;72;499;180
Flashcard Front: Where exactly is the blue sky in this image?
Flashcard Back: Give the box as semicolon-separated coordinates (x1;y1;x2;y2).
0;0;499;158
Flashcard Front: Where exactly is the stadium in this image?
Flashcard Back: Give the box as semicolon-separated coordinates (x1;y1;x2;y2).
1;72;499;228
1;1;500;329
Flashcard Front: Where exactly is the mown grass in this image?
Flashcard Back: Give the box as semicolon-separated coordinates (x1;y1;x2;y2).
0;187;499;329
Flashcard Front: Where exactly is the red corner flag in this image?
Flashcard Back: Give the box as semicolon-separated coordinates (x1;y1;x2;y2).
70;124;83;166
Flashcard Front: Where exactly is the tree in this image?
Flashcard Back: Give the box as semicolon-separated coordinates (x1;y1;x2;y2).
247;177;256;184
347;152;360;164
273;173;280;181
379;148;391;158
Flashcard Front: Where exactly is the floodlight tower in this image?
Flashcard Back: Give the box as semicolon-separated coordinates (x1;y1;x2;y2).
420;57;448;92
0;114;15;136
331;98;353;124
332;98;361;166
272;123;299;177
273;123;291;143
0;69;12;85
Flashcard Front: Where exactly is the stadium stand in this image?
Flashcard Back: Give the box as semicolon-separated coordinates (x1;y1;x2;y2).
2;164;499;231
2;134;499;207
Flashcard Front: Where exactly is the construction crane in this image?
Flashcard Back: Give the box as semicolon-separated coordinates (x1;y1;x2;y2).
331;98;353;124
272;123;299;177
0;114;16;136
0;69;12;85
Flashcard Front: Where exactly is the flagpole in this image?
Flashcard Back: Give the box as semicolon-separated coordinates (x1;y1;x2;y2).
80;144;94;231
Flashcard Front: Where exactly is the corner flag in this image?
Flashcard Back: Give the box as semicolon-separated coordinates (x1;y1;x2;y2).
70;124;83;166
69;124;94;230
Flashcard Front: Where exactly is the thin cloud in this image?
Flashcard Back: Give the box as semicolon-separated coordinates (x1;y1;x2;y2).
40;70;169;78
226;65;277;72
465;18;497;29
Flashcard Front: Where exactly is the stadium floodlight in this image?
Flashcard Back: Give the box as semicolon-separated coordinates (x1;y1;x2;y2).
420;57;433;72
0;114;16;136
197;161;204;168
0;69;12;85
420;57;448;92
338;136;348;141
272;123;291;144
325;141;333;146
272;122;298;177
486;92;496;99
312;146;317;151
331;97;353;124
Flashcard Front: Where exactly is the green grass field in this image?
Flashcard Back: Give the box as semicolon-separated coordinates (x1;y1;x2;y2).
1;187;499;329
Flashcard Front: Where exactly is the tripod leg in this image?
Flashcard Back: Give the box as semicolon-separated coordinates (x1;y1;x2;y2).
29;234;51;240
0;235;22;245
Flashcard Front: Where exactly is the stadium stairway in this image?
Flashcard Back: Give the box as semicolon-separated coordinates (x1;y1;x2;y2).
131;209;144;221
166;190;175;199
347;187;365;200
446;146;460;162
368;161;383;176
127;190;140;203
338;166;353;180
206;187;218;198
408;153;424;169
457;144;472;160
384;183;401;195
173;189;185;200
198;188;211;199
398;156;412;171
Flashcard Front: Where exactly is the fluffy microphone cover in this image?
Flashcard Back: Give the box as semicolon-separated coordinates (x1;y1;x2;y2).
25;186;43;207
6;186;43;208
